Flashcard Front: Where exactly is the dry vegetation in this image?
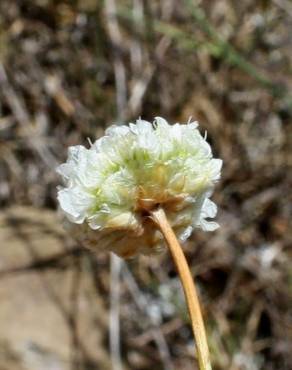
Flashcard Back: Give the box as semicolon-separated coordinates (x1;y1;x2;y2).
0;1;291;370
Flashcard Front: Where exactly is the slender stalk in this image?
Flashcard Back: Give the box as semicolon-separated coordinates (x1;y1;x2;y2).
151;207;212;370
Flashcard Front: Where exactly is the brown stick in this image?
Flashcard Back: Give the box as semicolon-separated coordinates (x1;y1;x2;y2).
151;207;212;370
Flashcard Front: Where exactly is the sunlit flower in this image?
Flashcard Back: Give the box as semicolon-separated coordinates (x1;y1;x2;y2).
57;117;222;257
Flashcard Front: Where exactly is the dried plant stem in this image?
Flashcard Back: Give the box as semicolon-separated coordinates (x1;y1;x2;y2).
151;208;212;370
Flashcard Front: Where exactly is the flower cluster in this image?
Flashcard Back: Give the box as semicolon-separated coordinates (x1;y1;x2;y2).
57;117;222;257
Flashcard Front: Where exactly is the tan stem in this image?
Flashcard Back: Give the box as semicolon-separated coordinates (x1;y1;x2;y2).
151;207;212;370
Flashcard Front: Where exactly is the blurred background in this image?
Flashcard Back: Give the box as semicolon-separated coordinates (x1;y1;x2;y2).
0;1;291;369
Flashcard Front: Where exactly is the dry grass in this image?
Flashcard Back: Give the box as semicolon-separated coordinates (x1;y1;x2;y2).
0;1;291;369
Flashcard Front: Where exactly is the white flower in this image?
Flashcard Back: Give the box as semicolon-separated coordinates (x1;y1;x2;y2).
57;117;222;257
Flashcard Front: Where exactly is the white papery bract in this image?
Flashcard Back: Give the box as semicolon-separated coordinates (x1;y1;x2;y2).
57;117;222;257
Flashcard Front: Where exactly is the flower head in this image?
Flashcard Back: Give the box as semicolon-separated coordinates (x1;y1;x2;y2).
57;117;222;257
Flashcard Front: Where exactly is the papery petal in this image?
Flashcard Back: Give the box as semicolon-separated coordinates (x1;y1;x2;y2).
105;124;130;136
198;198;219;231
58;187;95;223
179;226;193;242
130;119;153;135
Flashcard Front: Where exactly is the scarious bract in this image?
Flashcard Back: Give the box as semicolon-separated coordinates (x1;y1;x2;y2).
56;117;222;257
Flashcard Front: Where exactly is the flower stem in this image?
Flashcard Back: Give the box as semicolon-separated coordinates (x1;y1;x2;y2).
151;207;212;370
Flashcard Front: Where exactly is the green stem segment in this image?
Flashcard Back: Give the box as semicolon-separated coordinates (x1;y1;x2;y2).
151;208;212;370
